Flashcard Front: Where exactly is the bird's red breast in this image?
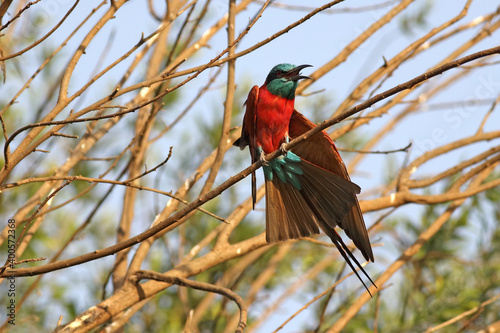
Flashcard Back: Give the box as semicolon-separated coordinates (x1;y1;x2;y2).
254;85;295;154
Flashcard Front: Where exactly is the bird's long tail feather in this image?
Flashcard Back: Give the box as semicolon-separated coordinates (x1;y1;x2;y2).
264;153;376;292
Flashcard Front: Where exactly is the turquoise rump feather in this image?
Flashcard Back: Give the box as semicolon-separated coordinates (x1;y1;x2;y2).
262;151;303;190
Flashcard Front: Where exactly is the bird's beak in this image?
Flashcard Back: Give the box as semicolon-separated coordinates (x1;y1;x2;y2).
284;64;312;81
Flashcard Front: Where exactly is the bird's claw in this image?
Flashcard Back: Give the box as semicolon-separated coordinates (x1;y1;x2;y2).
278;143;288;156
259;151;269;166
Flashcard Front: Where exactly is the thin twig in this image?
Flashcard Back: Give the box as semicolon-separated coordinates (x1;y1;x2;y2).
13;257;46;266
0;0;42;31
338;143;412;154
124;146;173;184
476;94;500;134
133;270;247;333
0;1;80;61
52;132;79;139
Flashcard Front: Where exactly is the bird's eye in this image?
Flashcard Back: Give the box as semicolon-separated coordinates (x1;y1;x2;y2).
275;70;282;75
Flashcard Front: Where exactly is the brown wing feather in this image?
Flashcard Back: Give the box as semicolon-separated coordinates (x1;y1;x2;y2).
289;110;346;176
236;86;259;151
235;86;259;208
298;159;359;225
288;110;374;262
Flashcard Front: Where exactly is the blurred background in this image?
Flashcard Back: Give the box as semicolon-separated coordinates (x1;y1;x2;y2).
0;0;499;332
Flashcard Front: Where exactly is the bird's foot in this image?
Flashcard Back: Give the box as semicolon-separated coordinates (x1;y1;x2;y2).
259;150;269;166
278;143;288;156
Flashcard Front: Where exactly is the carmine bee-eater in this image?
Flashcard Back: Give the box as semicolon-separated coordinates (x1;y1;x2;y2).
234;63;375;291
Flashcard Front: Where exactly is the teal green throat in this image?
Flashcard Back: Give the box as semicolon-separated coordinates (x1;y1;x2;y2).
262;151;303;190
266;79;298;99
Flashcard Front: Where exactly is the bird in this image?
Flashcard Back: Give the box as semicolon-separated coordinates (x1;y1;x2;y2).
234;63;375;292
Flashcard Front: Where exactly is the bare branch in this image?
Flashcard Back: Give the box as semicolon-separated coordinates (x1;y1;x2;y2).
0;0;42;31
0;1;80;61
132;270;247;333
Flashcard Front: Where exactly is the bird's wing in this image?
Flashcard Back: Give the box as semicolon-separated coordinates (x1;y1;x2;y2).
236;86;258;150
288;110;374;262
288;110;346;176
237;86;259;208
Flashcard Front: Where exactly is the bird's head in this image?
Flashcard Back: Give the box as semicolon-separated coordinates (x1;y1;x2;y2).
265;63;312;99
